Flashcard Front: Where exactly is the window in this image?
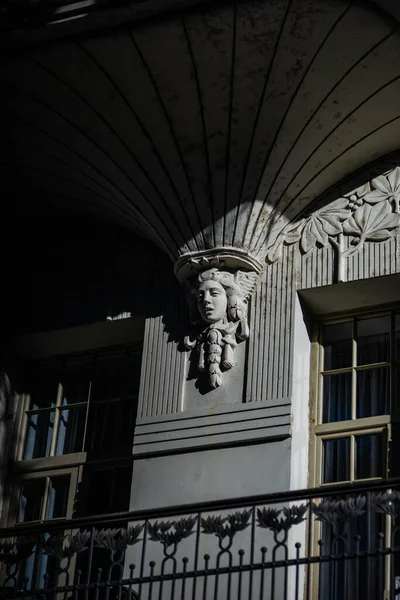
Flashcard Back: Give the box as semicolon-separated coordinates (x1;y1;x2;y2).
4;338;142;526
312;311;400;486
311;309;400;599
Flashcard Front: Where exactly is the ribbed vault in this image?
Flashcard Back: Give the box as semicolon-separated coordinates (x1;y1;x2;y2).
1;0;400;261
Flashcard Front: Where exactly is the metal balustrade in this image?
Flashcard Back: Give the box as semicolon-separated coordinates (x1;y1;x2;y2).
1;478;400;599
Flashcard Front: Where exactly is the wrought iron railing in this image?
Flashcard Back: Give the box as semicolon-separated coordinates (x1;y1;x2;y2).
1;478;400;599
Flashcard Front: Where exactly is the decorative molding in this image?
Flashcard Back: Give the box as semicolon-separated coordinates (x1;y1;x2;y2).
133;399;291;457
174;247;263;284
267;166;400;283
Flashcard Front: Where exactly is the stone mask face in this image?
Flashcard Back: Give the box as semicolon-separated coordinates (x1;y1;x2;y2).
196;280;227;324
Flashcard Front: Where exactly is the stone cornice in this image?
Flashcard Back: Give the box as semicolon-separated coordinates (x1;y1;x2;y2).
174;247;263;284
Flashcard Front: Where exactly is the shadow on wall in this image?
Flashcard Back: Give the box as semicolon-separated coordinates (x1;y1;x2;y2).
1;210;183;339
0;371;22;525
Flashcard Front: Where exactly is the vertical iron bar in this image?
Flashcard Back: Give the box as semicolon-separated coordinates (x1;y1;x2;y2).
181;557;188;600
270;535;278;600
168;557;177;600
138;520;148;600
84;526;95;600
294;543;301;600
158;556;168;600
94;568;102;600
378;532;384;600
202;554;210;600
248;506;255;600
237;549;244;600
283;533;289;600
191;513;201;600
127;564;135;600
354;535;360;600
148;561;155;600
367;491;372;600
226;551;233;600
306;503;312;600
259;547;267;600
73;569;81;600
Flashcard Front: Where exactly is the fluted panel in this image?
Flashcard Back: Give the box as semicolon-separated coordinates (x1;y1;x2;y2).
246;246;296;402
137;315;186;418
298;234;400;289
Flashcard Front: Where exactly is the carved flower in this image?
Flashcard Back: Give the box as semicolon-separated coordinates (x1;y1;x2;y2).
364;168;400;213
293;198;350;254
342;201;400;242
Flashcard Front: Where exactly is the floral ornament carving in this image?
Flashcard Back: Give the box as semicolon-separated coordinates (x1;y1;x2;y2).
267;166;400;282
184;268;258;389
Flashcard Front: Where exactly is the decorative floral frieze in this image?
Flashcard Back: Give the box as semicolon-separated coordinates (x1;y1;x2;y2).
267;166;400;282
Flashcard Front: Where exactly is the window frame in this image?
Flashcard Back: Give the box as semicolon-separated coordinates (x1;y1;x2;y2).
310;306;400;489
2;318;143;528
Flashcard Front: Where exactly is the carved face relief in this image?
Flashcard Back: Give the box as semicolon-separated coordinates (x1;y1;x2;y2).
184;267;258;389
196;280;228;324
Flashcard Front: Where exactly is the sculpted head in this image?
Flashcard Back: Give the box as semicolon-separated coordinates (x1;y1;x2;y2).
190;268;246;326
196;279;227;323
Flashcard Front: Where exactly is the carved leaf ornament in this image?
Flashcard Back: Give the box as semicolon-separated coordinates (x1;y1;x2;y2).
267;166;400;280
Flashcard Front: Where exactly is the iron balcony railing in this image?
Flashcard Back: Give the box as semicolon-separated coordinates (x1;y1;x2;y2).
1;478;400;600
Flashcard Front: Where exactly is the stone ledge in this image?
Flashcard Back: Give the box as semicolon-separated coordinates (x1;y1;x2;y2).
133;399;291;457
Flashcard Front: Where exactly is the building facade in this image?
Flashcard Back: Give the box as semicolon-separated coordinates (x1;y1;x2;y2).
1;0;400;598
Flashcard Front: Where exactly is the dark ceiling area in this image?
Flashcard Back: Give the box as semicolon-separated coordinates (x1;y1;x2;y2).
1;210;177;339
1;0;400;264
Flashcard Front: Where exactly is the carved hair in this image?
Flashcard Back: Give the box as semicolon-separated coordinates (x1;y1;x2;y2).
189;268;247;324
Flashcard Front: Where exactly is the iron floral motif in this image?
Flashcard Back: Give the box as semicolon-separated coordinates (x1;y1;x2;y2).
311;496;366;532
185;268;258;389
267;166;400;281
147;517;197;555
257;505;307;534
202;511;251;539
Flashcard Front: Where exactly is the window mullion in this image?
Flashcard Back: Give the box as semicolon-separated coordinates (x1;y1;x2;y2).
350;434;355;482
81;379;92;453
49;383;63;457
351;320;357;421
41;476;51;520
17;394;30;461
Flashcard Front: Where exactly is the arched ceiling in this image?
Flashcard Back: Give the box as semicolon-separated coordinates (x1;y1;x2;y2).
1;0;400;262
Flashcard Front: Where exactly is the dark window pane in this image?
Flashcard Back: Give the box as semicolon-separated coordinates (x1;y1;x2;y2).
355;434;384;479
323;322;352;370
356;367;390;418
394;366;400;416
85;398;137;454
29;379;58;410
323;438;350;483
92;358;121;402
61;366;90;406
357;316;390;365
322;373;352;423
46;476;70;519
23;410;55;459
55;406;86;455
82;465;132;516
18;480;45;522
395;314;400;361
